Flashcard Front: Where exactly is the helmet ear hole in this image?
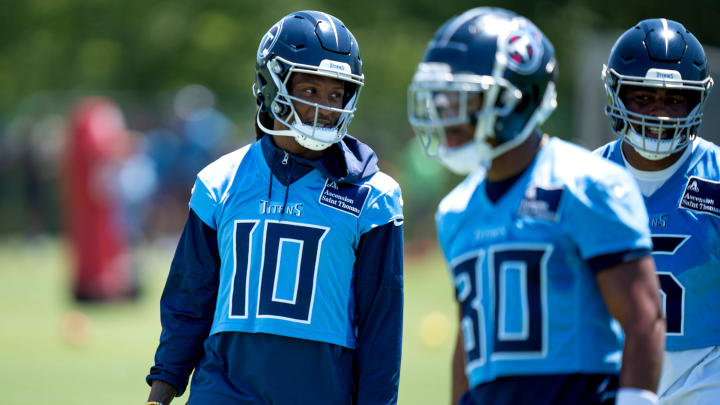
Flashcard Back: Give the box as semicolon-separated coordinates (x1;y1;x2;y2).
612;117;624;132
257;72;268;89
343;83;359;105
515;92;530;114
687;91;702;110
255;73;268;108
532;84;541;104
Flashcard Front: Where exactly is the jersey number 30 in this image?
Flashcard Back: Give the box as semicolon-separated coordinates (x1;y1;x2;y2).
452;244;552;372
230;220;329;323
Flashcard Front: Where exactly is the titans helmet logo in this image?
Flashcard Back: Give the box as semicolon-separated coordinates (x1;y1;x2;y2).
501;20;544;75
258;21;282;59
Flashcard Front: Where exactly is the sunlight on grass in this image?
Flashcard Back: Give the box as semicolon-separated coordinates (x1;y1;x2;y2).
0;237;456;405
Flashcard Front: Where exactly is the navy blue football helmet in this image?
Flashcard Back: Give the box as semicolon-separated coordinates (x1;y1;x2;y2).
603;18;714;160
408;7;558;173
254;11;364;150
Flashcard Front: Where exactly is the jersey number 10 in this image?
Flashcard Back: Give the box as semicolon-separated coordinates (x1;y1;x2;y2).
230;220;329;323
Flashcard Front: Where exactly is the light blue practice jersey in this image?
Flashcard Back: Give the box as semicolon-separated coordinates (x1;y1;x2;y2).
436;138;652;388
189;141;403;349
596;138;720;350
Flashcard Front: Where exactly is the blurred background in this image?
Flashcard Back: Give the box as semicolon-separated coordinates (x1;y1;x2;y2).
0;0;718;404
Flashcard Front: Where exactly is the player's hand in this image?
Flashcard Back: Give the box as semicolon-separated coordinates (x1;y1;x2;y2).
147;379;178;405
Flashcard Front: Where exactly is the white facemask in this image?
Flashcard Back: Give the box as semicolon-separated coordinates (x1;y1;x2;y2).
437;143;486;175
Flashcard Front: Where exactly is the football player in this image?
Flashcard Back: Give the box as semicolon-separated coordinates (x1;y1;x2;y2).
408;7;665;405
144;11;404;405
595;18;719;405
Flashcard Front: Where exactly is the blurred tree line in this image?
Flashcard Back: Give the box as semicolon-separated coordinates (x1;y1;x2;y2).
0;0;717;240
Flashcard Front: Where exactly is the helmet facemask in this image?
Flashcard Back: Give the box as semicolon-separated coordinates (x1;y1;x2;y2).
408;62;523;174
603;65;713;160
256;55;364;151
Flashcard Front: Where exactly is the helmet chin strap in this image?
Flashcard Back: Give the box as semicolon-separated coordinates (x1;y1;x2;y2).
256;111;293;137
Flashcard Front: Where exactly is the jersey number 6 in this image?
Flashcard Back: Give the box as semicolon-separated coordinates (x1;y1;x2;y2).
652;234;689;335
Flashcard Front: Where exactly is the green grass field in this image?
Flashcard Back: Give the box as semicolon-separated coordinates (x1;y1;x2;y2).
0;238;457;405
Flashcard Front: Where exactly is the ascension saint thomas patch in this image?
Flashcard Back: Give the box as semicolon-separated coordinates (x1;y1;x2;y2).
517;185;564;222
318;179;370;218
679;176;720;218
